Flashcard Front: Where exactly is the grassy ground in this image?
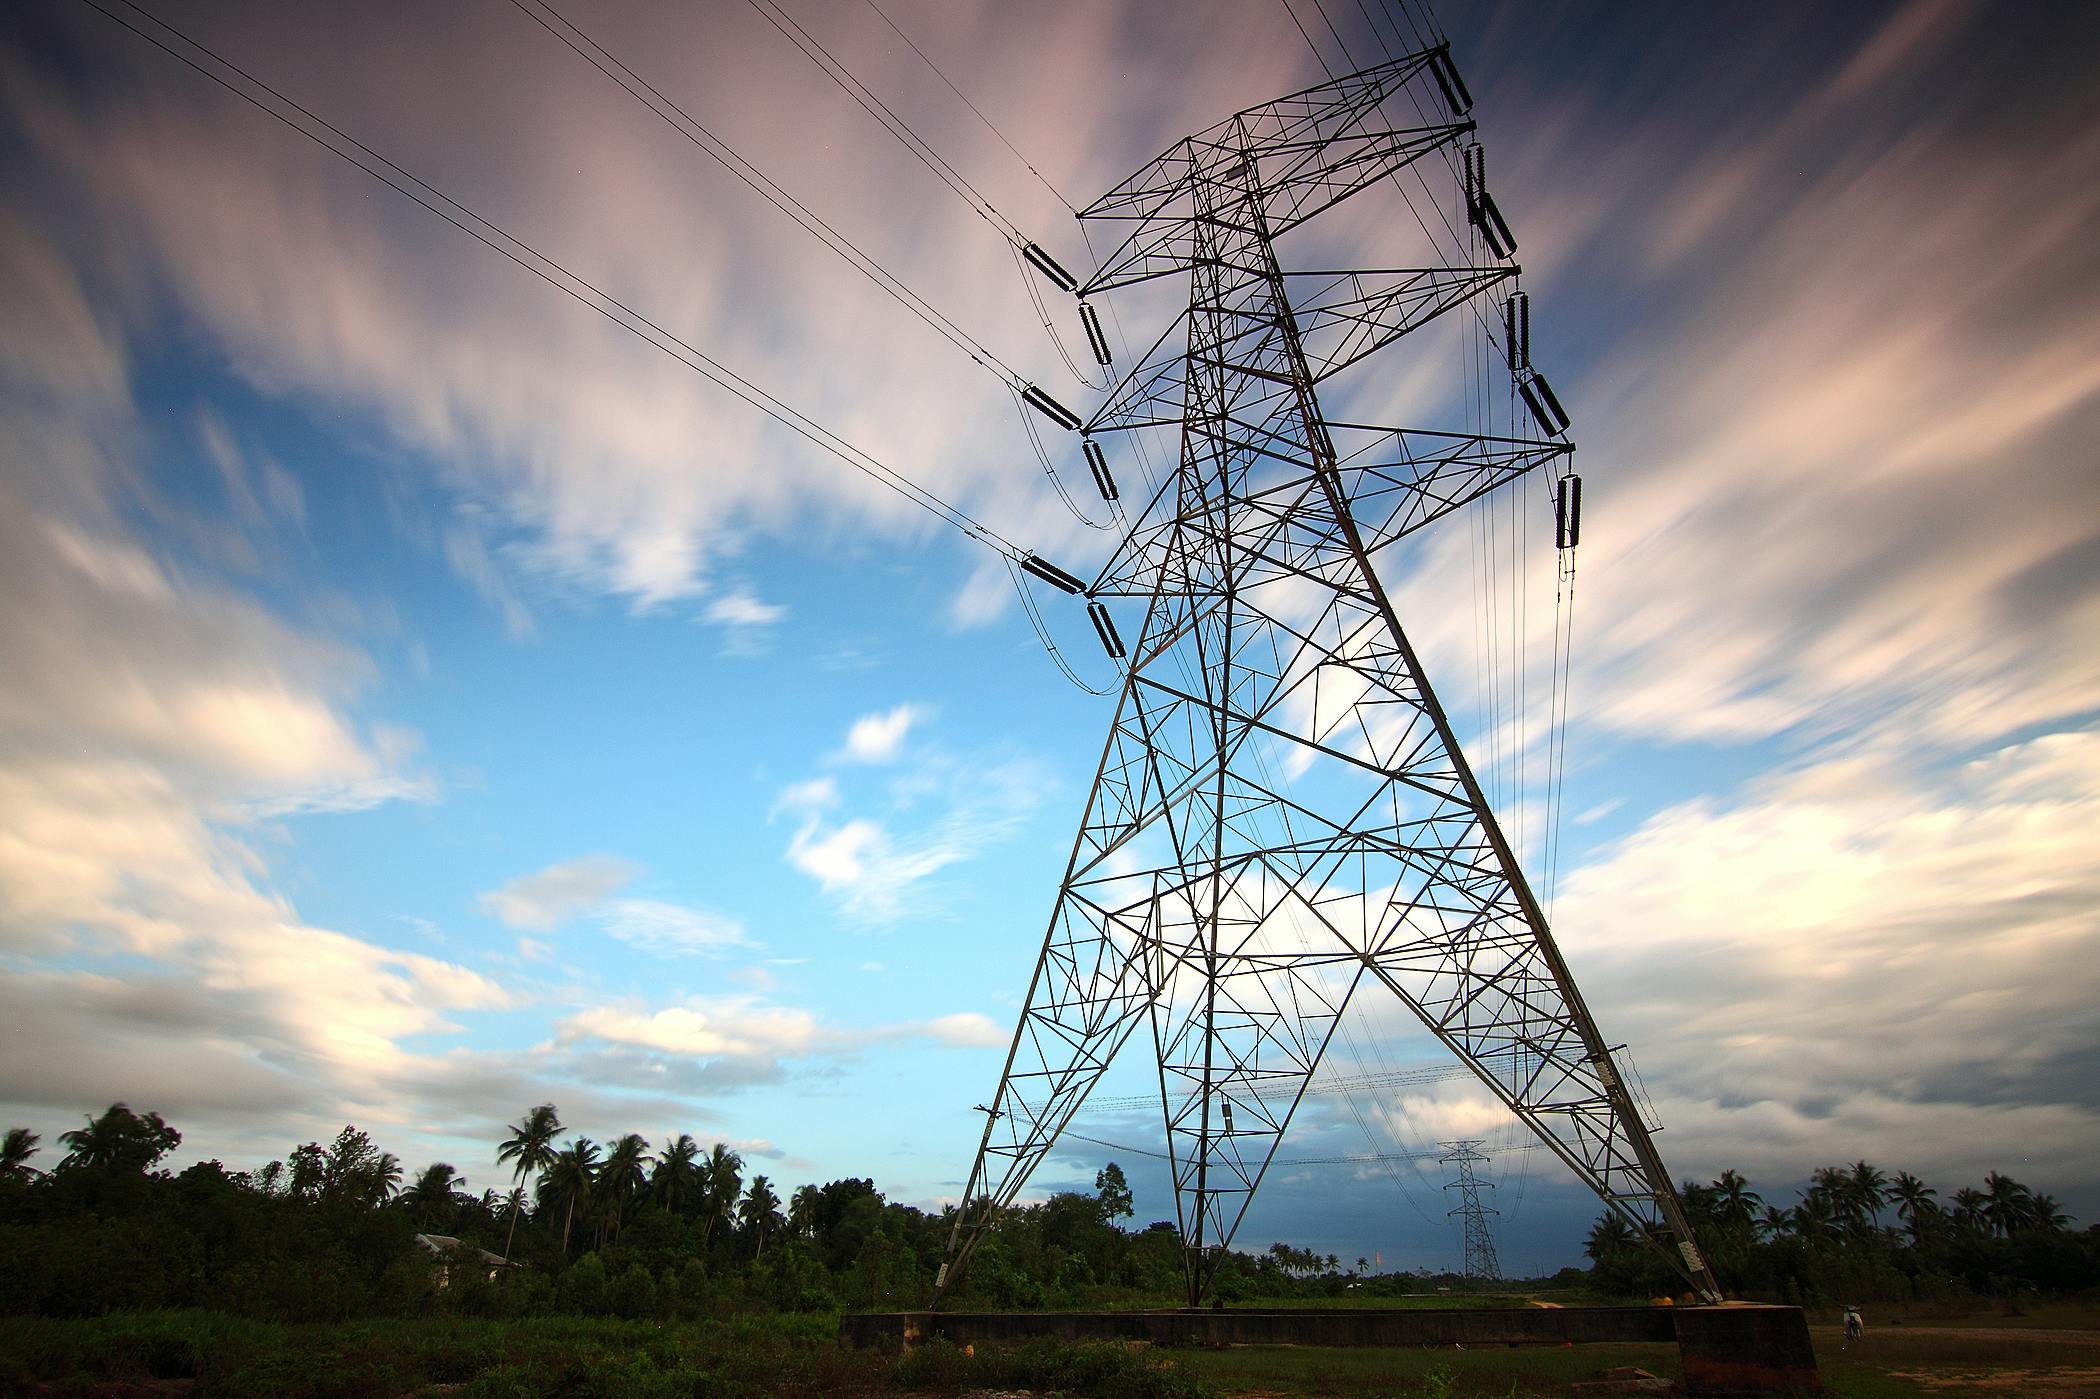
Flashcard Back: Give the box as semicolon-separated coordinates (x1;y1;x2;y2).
1215;1292;1590;1311
2;1304;2094;1397
1179;1340;1684;1396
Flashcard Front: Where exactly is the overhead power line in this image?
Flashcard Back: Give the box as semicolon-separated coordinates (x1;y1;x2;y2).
1059;1129;1543;1171
744;0;1026;247
861;0;1078;215
1079;1063;1468;1116
508;0;1036;398
510;0;1125;562
79;0;1027;564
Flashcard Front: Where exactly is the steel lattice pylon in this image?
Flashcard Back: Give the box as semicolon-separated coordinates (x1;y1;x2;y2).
937;49;1720;1308
1441;1140;1502;1282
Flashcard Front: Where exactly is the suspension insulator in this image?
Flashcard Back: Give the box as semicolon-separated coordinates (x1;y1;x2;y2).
1022;383;1082;431
1519;376;1569;437
1463;143;1485;216
1474;190;1516;258
1078;301;1113;366
1022;242;1078;293
1083;438;1119;502
1503;291;1530;372
1533;371;1570;432
1556;474;1583;550
1429;45;1474;116
1087;599;1126;660
1020;553;1085;594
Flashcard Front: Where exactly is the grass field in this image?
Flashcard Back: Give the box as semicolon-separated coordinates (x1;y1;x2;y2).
1;1304;2095;1397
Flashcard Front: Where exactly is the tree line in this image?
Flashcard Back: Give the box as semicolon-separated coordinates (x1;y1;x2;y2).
6;1107;2093;1322
0;1102;1403;1322
1585;1160;2096;1303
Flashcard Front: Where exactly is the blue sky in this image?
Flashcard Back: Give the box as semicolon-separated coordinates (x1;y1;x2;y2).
3;0;2098;1274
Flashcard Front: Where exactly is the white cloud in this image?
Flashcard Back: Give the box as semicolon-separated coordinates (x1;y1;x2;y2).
558;996;825;1059
772;775;839;815
443;524;535;640
1;476;425;818
837;703;928;764
479;860;747;959
553;994;1015;1073
781;755;1046;923
1554;725;2100;1190
919;1012;1007;1048
0;207;513;1165
0;0;1285;619
1495;8;2100;755
704;587;786;628
478;855;638;931
597;898;751;958
786;817;888;890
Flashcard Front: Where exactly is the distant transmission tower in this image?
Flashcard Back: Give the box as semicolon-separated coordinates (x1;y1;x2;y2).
937;45;1719;1308
1440;1140;1501;1282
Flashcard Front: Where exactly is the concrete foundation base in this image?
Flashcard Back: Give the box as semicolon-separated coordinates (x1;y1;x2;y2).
839;1304;1821;1396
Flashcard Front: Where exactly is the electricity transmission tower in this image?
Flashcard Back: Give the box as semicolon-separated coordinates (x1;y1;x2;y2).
938;47;1720;1308
1440;1140;1501;1282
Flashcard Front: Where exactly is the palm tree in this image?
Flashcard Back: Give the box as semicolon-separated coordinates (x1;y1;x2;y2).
651;1134;702;1215
371;1152;404;1206
1679;1179;1720;1228
1790;1191;1839;1243
58;1104;180;1173
1982;1172;2033;1239
496;1104;562;1261
739;1174;781;1258
1849;1162;1890;1229
1950;1187;1989;1234
599;1134;650;1241
1756;1204;1790;1241
58;1109;119;1169
1584;1213;1635;1261
2025;1193;2072;1234
698;1142;744;1248
1;1127;40;1180
789;1183;821;1240
581;1186;621;1252
401;1162;467;1229
1890;1172;1937;1242
539;1138;601;1257
1711;1170;1763;1231
493;1185;525;1242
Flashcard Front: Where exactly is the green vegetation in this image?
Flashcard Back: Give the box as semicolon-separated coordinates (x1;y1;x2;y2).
1586;1160;2100;1307
4;1104;2096;1396
0;1101;1453;1326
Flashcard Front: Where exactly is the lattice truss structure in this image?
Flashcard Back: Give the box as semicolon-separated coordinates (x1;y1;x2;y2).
1441;1140;1503;1281
939;49;1720;1307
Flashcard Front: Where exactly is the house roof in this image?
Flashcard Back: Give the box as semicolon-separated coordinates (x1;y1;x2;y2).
412;1232;514;1267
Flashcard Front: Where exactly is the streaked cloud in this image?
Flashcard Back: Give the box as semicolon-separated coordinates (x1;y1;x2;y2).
554;994;1011;1063
1556;724;2100;1188
781;752;1047;922
596;898;752;958
704;587;787;629
478;855;640;931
